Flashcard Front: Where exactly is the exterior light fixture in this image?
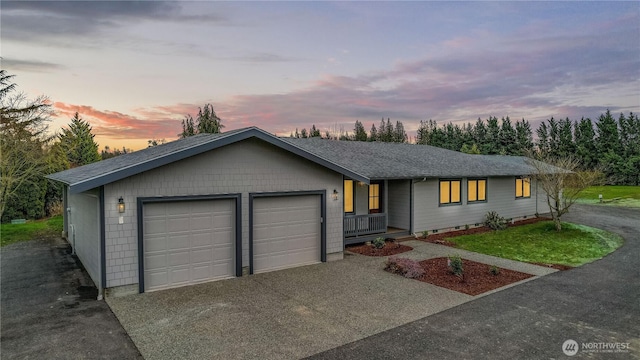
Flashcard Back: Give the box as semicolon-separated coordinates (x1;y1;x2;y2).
118;197;125;213
332;189;339;201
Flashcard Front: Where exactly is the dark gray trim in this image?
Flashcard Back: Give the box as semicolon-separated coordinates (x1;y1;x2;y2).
466;178;488;204
136;193;242;293
99;186;106;295
515;176;532;199
343;178;355;215
248;190;326;275
61;128;368;194
409;179;414;234
438;178;463;207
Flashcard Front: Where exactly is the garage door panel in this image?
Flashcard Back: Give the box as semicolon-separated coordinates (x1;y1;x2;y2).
253;195;321;273
143;199;235;292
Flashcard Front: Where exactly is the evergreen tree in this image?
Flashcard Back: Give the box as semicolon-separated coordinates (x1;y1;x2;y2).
514;119;534;156
58;112;101;168
499;116;517;155
394;121;408;143
300;128;308;138
595;110;621;155
180;114;196;138
197;104;223;134
574;117;597;169
485;116;501;154
536;121;550;155
369;123;378;141
353;120;368;141
557;118;575;159
415;120;429;145
309;124;321;137
473;118;488;153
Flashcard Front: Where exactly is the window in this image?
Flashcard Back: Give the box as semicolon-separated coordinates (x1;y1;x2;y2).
516;177;531;198
467;179;487;202
439;179;461;205
344;180;354;213
368;183;381;213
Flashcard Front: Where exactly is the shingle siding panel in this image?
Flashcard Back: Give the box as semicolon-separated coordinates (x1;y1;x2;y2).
103;138;343;288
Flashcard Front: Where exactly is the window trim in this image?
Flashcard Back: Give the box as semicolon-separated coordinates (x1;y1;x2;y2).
439;179;462;206
467;178;487;204
344;179;355;214
515;177;531;199
368;182;382;214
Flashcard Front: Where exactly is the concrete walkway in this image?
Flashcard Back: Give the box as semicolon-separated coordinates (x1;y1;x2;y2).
308;204;640;360
107;238;555;360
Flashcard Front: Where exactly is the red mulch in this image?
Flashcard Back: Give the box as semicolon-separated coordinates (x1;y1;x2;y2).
416;257;534;296
346;241;413;256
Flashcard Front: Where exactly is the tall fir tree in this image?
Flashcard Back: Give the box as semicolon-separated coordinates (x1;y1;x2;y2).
499;116;517;155
353;120;368;141
514;118;534;156
58;112;101;168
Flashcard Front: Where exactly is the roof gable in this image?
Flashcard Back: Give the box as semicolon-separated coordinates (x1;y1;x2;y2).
48;127;369;193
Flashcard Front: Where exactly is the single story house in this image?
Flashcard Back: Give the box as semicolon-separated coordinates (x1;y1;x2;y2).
47;126;551;297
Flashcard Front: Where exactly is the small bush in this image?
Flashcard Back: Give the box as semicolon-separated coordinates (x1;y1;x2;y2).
464;224;470;230
484;211;508;230
421;230;429;238
489;265;500;275
385;256;425;279
448;255;464;279
372;236;386;249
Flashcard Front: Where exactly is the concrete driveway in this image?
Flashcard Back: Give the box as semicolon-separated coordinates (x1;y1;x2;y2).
0;236;142;359
308;204;640;360
107;241;555;360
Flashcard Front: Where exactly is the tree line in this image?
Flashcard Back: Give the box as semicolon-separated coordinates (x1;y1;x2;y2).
1;69;637;222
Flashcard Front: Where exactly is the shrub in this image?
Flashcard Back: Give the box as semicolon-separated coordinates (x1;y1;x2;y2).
372;236;386;249
489;265;500;275
484;211;508;230
448;255;464;279
385;256;425;279
464;224;470;230
421;230;429;238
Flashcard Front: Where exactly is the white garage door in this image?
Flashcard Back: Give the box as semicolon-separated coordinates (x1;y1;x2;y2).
253;195;321;273
143;199;235;292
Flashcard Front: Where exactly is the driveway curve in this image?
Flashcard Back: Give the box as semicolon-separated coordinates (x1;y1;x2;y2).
307;204;640;360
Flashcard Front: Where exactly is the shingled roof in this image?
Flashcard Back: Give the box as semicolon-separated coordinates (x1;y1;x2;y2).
48;126;542;193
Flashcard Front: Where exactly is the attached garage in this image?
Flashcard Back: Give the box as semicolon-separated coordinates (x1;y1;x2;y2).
250;193;325;274
140;196;241;292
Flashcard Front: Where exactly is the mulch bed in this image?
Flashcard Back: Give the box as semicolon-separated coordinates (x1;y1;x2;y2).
346;241;413;256
416;257;534;296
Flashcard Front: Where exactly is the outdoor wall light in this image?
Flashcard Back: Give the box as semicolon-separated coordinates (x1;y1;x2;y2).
118;197;125;213
332;189;339;201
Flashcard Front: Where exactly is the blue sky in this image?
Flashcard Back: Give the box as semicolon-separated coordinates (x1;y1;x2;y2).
2;1;638;149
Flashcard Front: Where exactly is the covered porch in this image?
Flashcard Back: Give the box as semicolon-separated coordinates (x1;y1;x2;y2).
343;179;412;245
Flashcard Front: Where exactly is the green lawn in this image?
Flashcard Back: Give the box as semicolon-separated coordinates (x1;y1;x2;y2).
576;185;640;207
447;221;623;267
0;215;63;247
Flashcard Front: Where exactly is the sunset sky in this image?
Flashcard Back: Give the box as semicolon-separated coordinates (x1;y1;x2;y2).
2;1;639;150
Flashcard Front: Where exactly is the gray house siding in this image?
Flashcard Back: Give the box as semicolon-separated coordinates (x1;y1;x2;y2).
413;176;542;233
387;179;411;230
102;138;343;288
67;188;102;289
354;182;368;215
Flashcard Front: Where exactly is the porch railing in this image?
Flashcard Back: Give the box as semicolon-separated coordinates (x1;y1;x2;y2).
344;213;387;237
